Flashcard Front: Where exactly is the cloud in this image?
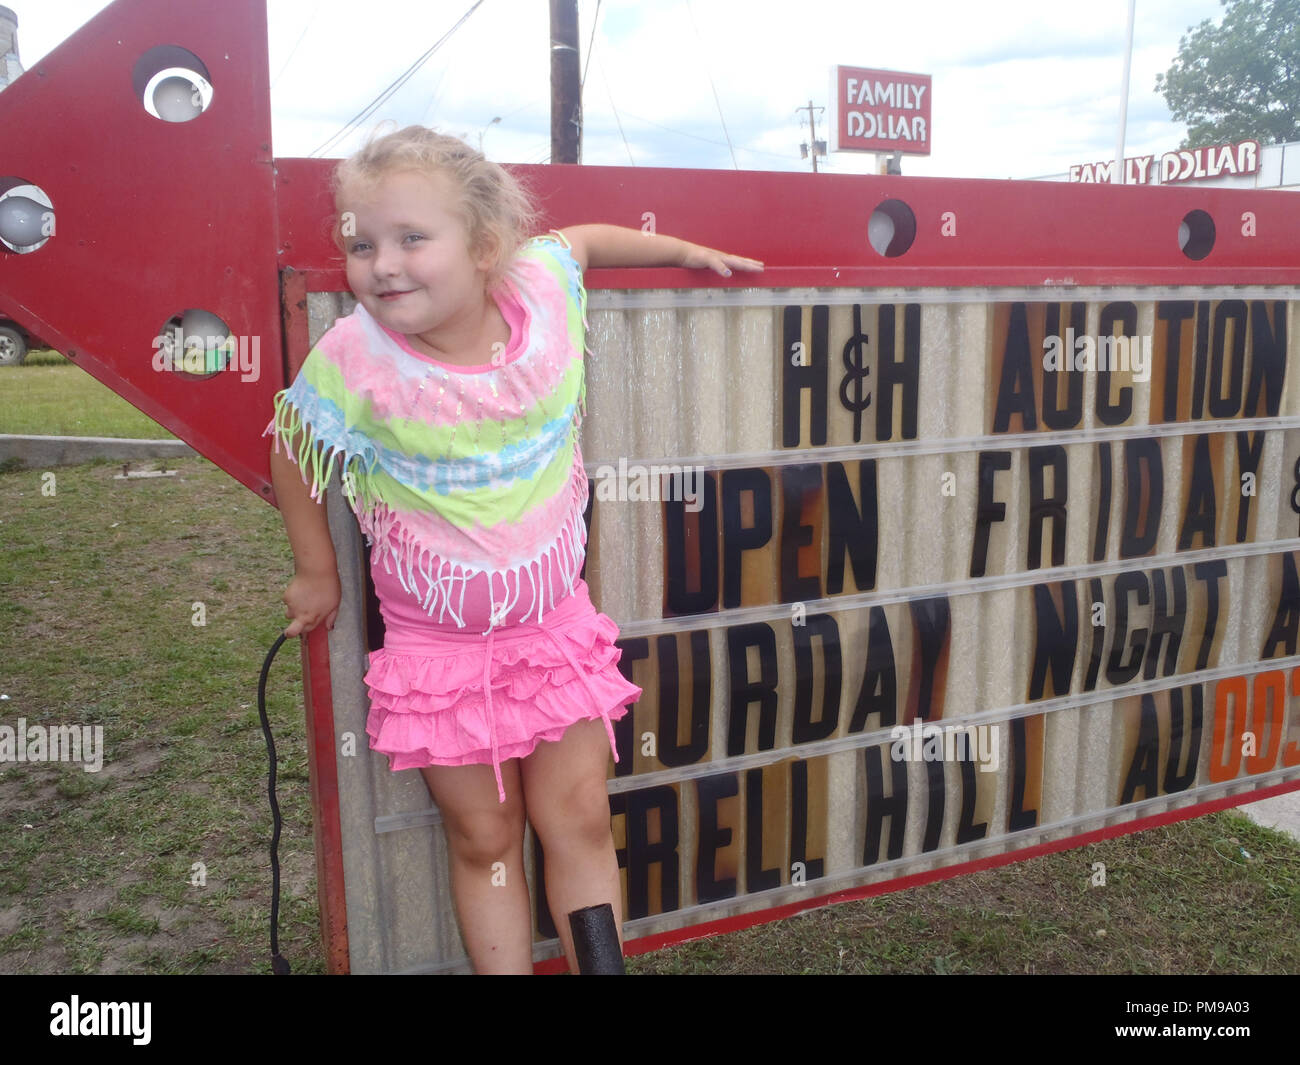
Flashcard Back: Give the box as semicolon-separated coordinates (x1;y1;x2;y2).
32;0;1235;178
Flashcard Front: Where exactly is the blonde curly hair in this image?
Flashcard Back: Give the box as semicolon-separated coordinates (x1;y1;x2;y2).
331;123;539;291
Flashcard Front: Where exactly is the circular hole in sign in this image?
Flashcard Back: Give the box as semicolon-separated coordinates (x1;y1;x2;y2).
132;45;213;122
0;180;55;253
1178;209;1215;261
867;198;916;257
153;309;233;378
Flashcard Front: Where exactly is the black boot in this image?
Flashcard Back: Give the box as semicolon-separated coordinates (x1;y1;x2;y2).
568;903;625;974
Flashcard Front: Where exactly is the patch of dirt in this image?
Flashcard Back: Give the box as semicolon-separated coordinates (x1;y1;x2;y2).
279;849;316;900
0;906;23;937
46;883;119;919
2;943;71;976
94;744;166;782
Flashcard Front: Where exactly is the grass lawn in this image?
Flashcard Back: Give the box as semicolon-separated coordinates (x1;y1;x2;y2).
0;350;178;439
0;446;1297;973
0;453;315;973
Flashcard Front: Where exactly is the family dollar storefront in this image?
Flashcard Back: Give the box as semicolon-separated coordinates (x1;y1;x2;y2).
1058;138;1300;191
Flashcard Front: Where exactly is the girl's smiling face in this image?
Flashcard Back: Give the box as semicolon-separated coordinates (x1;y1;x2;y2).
340;169;494;346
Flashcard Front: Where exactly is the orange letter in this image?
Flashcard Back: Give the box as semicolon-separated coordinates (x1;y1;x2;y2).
1246;671;1285;773
1208;675;1247;782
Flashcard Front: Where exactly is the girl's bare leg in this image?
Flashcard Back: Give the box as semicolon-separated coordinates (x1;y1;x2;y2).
420;760;533;974
520;717;624;972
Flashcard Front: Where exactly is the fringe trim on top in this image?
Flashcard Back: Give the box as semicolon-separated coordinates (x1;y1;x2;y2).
264;389;383;512
364;475;589;635
265;388;590;635
576;250;590;421
544;228;590;423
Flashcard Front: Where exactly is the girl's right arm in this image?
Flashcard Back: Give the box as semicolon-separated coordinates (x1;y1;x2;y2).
559;224;763;276
270;433;341;636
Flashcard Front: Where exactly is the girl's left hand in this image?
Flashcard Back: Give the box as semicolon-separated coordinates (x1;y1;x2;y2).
680;242;765;277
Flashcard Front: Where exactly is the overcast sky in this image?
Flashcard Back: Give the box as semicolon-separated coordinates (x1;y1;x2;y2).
17;0;1237;179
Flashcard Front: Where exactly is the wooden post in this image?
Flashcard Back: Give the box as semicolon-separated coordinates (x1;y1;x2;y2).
549;0;581;164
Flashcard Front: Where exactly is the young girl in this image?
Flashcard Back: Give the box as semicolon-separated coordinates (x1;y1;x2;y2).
265;125;763;974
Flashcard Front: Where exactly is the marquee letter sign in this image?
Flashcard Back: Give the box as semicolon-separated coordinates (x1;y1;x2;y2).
579;288;1300;943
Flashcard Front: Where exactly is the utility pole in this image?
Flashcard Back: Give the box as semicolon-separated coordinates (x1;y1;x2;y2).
549;0;581;164
795;100;824;173
0;6;23;91
1112;0;1136;183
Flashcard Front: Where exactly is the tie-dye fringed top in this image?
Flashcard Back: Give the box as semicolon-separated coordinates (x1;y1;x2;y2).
263;232;591;633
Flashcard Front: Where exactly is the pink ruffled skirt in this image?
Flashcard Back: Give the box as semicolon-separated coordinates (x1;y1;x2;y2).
363;552;642;804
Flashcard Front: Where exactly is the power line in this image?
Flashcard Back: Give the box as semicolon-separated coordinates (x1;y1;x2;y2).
574;0;603;164
497;101;539;124
270;0;320;92
613;107;795;164
597;48;635;165
524;141;554;165
682;0;737;169
580;0;601;95
309;0;488;157
419;63;449;127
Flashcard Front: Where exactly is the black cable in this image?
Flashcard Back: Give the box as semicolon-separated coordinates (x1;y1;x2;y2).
257;631;292;975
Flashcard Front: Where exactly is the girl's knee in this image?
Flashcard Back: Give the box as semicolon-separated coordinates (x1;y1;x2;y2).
441;805;525;866
531;777;613;851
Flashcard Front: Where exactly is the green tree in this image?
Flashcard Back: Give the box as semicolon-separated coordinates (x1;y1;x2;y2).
1155;0;1300;147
